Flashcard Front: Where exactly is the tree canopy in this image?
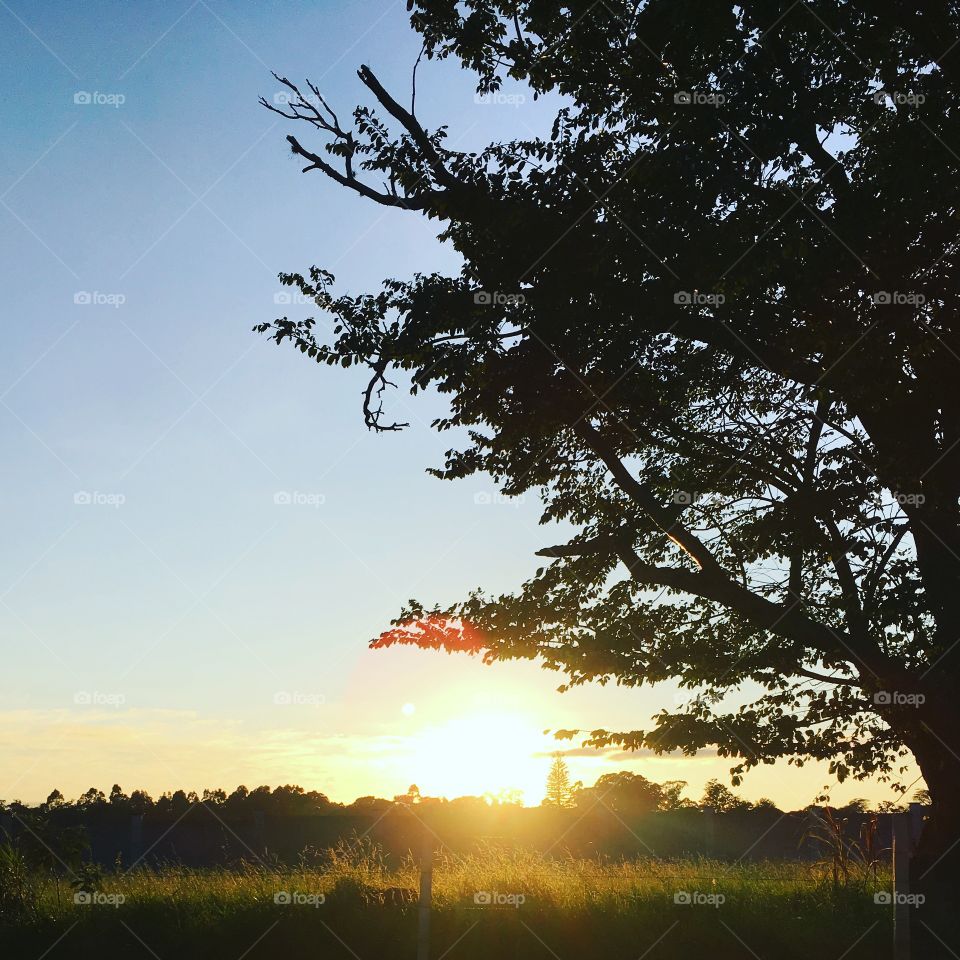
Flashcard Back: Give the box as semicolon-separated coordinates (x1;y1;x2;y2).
259;0;960;879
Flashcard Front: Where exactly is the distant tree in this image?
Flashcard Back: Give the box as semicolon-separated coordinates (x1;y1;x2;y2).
543;754;574;808
202;788;227;805
109;784;129;809
128;790;154;816
835;798;870;817
751;798;781;813
77;788;106;811
658;781;692;811
486;788;524;807
575;771;662;815
700;779;750;813
347;796;393;815
394;784;422;806
248;786;273;809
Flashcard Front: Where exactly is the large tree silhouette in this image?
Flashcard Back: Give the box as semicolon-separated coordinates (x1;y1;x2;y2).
259;0;960;913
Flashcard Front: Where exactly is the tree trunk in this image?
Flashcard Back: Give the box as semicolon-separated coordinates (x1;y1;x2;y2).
907;724;960;955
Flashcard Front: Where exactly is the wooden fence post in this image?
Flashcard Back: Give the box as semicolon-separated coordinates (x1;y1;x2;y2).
908;803;924;848
702;807;715;856
129;814;143;867
893;812;911;960
417;826;433;960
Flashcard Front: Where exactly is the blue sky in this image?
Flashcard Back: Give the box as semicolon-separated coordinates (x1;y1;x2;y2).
0;0;914;808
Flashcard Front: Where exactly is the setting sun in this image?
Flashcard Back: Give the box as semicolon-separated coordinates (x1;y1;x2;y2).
405;710;553;804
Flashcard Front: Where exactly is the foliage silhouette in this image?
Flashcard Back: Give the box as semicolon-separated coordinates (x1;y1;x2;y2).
258;0;960;926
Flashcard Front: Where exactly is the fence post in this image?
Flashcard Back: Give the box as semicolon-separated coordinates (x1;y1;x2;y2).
129;814;143;867
417;825;433;960
253;810;265;857
702;807;715;856
908;803;924;847
893;813;911;960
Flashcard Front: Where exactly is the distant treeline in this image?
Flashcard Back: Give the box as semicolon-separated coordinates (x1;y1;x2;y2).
0;772;927;868
4;770;920;819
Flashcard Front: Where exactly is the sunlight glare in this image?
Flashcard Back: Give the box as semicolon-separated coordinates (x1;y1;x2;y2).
405;710;551;804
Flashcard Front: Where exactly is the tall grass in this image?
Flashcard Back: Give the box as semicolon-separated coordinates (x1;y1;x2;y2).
1;838;893;959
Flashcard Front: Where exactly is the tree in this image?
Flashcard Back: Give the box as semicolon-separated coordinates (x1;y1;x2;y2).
700;779;750;813
543;754;574;808
658;781;692;812
394;784;422;805
574;770;663;815
259;0;960;917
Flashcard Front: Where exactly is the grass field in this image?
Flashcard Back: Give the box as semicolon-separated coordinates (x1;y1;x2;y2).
2;841;893;959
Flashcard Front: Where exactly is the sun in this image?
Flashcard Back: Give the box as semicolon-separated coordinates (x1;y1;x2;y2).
405;710;551;804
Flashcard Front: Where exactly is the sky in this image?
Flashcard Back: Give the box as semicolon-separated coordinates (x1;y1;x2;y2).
0;0;918;811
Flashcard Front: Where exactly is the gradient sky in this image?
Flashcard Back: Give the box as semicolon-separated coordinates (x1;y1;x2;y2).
0;0;917;810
